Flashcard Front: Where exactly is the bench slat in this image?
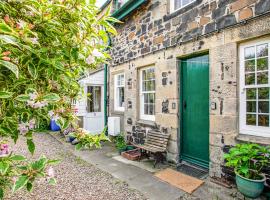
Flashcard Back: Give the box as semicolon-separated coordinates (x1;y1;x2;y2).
147;133;170;139
147;135;169;142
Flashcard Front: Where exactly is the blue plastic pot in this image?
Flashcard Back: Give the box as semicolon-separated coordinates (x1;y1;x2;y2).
235;171;266;198
50;120;60;131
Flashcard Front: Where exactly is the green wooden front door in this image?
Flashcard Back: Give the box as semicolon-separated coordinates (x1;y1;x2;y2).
180;54;210;168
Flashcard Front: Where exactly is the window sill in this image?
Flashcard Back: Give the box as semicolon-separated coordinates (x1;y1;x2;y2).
236;134;270;145
164;0;202;21
112;111;125;115
137;119;157;128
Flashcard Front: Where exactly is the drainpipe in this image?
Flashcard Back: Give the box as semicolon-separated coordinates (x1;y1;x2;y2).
104;33;112;135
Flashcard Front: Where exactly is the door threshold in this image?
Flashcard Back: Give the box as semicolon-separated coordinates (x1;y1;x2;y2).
177;161;209;180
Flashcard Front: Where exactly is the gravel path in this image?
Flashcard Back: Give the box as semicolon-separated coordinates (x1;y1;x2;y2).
6;133;146;200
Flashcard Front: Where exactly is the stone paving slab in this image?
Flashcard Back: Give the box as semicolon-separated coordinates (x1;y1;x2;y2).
50;132;185;200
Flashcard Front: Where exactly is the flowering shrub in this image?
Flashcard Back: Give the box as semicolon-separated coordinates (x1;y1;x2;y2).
69;128;110;150
0;0;116;198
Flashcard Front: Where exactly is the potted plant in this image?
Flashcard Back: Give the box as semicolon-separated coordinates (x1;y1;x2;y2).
224;143;270;198
115;134;127;154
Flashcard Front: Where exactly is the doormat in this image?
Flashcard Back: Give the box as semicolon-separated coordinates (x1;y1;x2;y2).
155;168;204;194
177;163;208;179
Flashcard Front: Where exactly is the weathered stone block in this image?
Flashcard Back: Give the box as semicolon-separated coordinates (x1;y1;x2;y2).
255;0;270;15
239;7;253;21
200;16;210;26
204;22;216;34
217;15;237;30
212;7;226;20
153;35;164;45
230;0;256;13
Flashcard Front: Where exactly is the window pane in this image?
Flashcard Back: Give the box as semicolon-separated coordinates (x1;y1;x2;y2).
149;93;155;103
245;46;255;59
174;0;181;10
245;73;255;85
118;87;125;107
144;93;149;104
258;88;269;99
257;44;268;58
257;58;268;71
182;0;190;7
258;101;269;113
143;80;155;91
144;104;149;115
246;114;256;125
257;72;268;84
87;86;101;113
246;88;256;99
246;101;256;113
149;104;155;115
245;59;255;72
258;115;269;127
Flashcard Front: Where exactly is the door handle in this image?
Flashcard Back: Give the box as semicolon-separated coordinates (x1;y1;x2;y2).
183;100;187;110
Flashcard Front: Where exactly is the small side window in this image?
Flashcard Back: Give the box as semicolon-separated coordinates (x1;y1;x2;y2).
170;0;196;13
114;73;125;112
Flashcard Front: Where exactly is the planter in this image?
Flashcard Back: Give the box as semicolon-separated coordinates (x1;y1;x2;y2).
235;171;266;198
118;147;127;154
121;149;141;161
126;145;135;151
50;120;60;131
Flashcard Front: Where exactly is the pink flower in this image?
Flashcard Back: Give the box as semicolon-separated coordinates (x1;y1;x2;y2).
18;123;29;135
0;143;9;156
86;55;94;65
29;92;38;100
2;56;11;61
92;49;104;58
4;15;10;23
47;167;55;178
29;119;36;130
2;51;11;56
30;37;39;44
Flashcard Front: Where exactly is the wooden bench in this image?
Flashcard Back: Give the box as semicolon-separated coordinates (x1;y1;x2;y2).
132;130;170;167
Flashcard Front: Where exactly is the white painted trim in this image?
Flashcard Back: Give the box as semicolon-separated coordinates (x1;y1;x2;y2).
114;73;125;112
140;66;156;121
239;37;270;137
170;0;196;14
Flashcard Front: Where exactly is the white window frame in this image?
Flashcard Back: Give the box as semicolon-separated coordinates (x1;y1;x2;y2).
239;38;270;137
140;67;156;121
114;73;125;112
170;0;196;13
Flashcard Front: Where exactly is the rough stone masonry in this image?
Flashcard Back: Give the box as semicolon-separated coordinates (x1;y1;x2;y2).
108;0;270;182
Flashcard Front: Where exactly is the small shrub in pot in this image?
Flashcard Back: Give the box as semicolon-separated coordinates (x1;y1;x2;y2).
224;143;270;198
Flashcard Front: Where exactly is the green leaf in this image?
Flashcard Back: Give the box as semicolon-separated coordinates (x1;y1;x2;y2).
43;93;60;102
13;175;29;192
0;23;12;33
10;155;26;161
31;157;46;170
47;159;61;165
28;63;37;79
0;34;19;47
0;188;3;200
27;139;35;155
26;182;33;192
0;162;9;175
0;91;13;98
75;143;83;150
15;94;30;102
48;178;56;185
0;60;19;78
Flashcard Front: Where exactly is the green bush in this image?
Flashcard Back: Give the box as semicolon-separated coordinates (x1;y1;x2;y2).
224;143;270;180
0;0;117;198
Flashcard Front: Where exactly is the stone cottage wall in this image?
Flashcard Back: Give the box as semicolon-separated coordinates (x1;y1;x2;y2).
108;0;270;179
